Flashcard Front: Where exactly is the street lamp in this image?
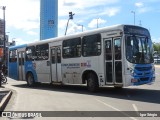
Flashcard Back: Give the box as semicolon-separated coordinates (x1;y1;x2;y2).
77;24;83;32
0;6;6;65
131;11;135;25
97;18;99;28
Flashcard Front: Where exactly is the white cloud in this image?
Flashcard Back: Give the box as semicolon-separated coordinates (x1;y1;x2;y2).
88;18;107;28
15;38;39;45
58;0;120;16
135;2;152;13
135;2;144;8
100;7;120;17
138;7;152;13
0;0;40;31
27;31;38;36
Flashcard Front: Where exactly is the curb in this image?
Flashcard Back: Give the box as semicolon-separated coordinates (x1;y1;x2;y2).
0;91;12;111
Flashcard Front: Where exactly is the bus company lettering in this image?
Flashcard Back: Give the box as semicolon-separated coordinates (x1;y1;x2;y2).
62;63;80;69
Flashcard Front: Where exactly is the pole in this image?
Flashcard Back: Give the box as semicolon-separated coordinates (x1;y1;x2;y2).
97;18;99;28
134;12;135;25
65;18;70;35
131;11;135;25
82;25;83;32
2;6;6;65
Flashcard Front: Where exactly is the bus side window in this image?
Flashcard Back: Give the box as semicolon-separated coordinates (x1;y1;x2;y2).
82;34;101;57
105;41;112;60
9;50;17;62
114;38;121;60
36;44;49;60
63;37;81;58
26;46;36;61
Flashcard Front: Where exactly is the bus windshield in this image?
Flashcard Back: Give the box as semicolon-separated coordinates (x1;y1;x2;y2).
125;35;154;64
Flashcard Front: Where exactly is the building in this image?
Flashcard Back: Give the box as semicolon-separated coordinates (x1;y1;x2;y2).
40;0;58;40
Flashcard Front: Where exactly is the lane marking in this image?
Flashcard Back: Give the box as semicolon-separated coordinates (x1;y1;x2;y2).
132;104;138;111
95;99;137;120
132;104;140;117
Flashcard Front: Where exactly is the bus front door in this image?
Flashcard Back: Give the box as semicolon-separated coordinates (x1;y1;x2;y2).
105;38;122;85
18;51;25;80
50;47;62;83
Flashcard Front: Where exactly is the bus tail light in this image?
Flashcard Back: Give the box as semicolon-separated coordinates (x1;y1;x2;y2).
131;78;138;83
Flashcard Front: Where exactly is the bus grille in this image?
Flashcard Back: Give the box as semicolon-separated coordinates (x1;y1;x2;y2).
140;77;149;81
135;67;151;71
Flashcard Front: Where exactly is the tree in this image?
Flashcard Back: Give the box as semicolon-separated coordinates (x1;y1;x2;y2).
153;42;160;55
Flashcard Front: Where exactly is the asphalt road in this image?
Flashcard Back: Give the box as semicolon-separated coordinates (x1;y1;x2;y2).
2;66;160;120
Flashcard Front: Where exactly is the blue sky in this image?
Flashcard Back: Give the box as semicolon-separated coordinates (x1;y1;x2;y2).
0;0;160;45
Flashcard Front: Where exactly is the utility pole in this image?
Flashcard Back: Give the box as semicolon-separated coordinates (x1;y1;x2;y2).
0;6;6;65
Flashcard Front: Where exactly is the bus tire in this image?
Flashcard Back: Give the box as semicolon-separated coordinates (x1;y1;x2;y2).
87;73;99;92
27;73;35;87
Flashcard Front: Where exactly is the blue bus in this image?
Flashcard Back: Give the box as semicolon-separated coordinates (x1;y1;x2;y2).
8;25;155;92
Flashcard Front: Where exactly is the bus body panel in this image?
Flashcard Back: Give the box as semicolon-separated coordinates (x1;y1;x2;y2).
8;62;18;80
8;44;27;80
25;61;38;82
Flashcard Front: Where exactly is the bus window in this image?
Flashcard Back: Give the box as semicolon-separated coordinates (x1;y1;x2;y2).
63;37;81;58
36;44;49;60
57;47;61;63
9;50;17;62
82;34;101;57
114;38;121;60
26;46;36;61
105;41;112;60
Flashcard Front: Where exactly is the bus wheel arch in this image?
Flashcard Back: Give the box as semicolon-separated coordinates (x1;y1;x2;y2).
26;72;35;87
82;70;99;92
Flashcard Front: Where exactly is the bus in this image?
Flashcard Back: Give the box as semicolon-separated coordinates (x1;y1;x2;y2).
8;24;155;92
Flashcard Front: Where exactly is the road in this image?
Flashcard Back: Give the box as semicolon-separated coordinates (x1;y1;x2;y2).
2;66;160;120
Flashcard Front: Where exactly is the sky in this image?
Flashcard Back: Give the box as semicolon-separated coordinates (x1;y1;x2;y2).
0;0;160;45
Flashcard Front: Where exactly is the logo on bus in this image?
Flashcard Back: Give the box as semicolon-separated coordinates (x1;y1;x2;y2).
81;61;91;68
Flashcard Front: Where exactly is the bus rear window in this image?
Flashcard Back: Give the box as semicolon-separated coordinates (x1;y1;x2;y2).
82;34;101;57
9;50;17;62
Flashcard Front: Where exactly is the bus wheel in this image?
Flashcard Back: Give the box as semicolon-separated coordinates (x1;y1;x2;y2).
87;73;98;92
27;73;35;87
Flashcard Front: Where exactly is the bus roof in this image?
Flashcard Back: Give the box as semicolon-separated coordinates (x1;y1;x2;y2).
9;44;27;50
28;24;125;46
9;24;149;48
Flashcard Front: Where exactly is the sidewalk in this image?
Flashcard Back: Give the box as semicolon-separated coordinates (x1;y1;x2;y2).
0;85;12;115
155;64;160;68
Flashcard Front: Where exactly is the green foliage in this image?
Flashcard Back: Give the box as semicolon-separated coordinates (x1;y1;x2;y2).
153;43;160;55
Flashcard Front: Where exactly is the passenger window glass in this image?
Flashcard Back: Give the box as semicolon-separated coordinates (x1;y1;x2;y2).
36;44;49;60
9;50;17;62
105;40;112;60
26;46;36;61
63;38;81;58
114;38;121;60
82;34;101;57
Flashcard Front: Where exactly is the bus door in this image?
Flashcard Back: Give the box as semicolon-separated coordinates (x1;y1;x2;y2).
104;38;122;84
18;51;25;80
50;46;62;82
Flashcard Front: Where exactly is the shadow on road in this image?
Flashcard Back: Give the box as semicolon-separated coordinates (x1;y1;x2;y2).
12;83;160;104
